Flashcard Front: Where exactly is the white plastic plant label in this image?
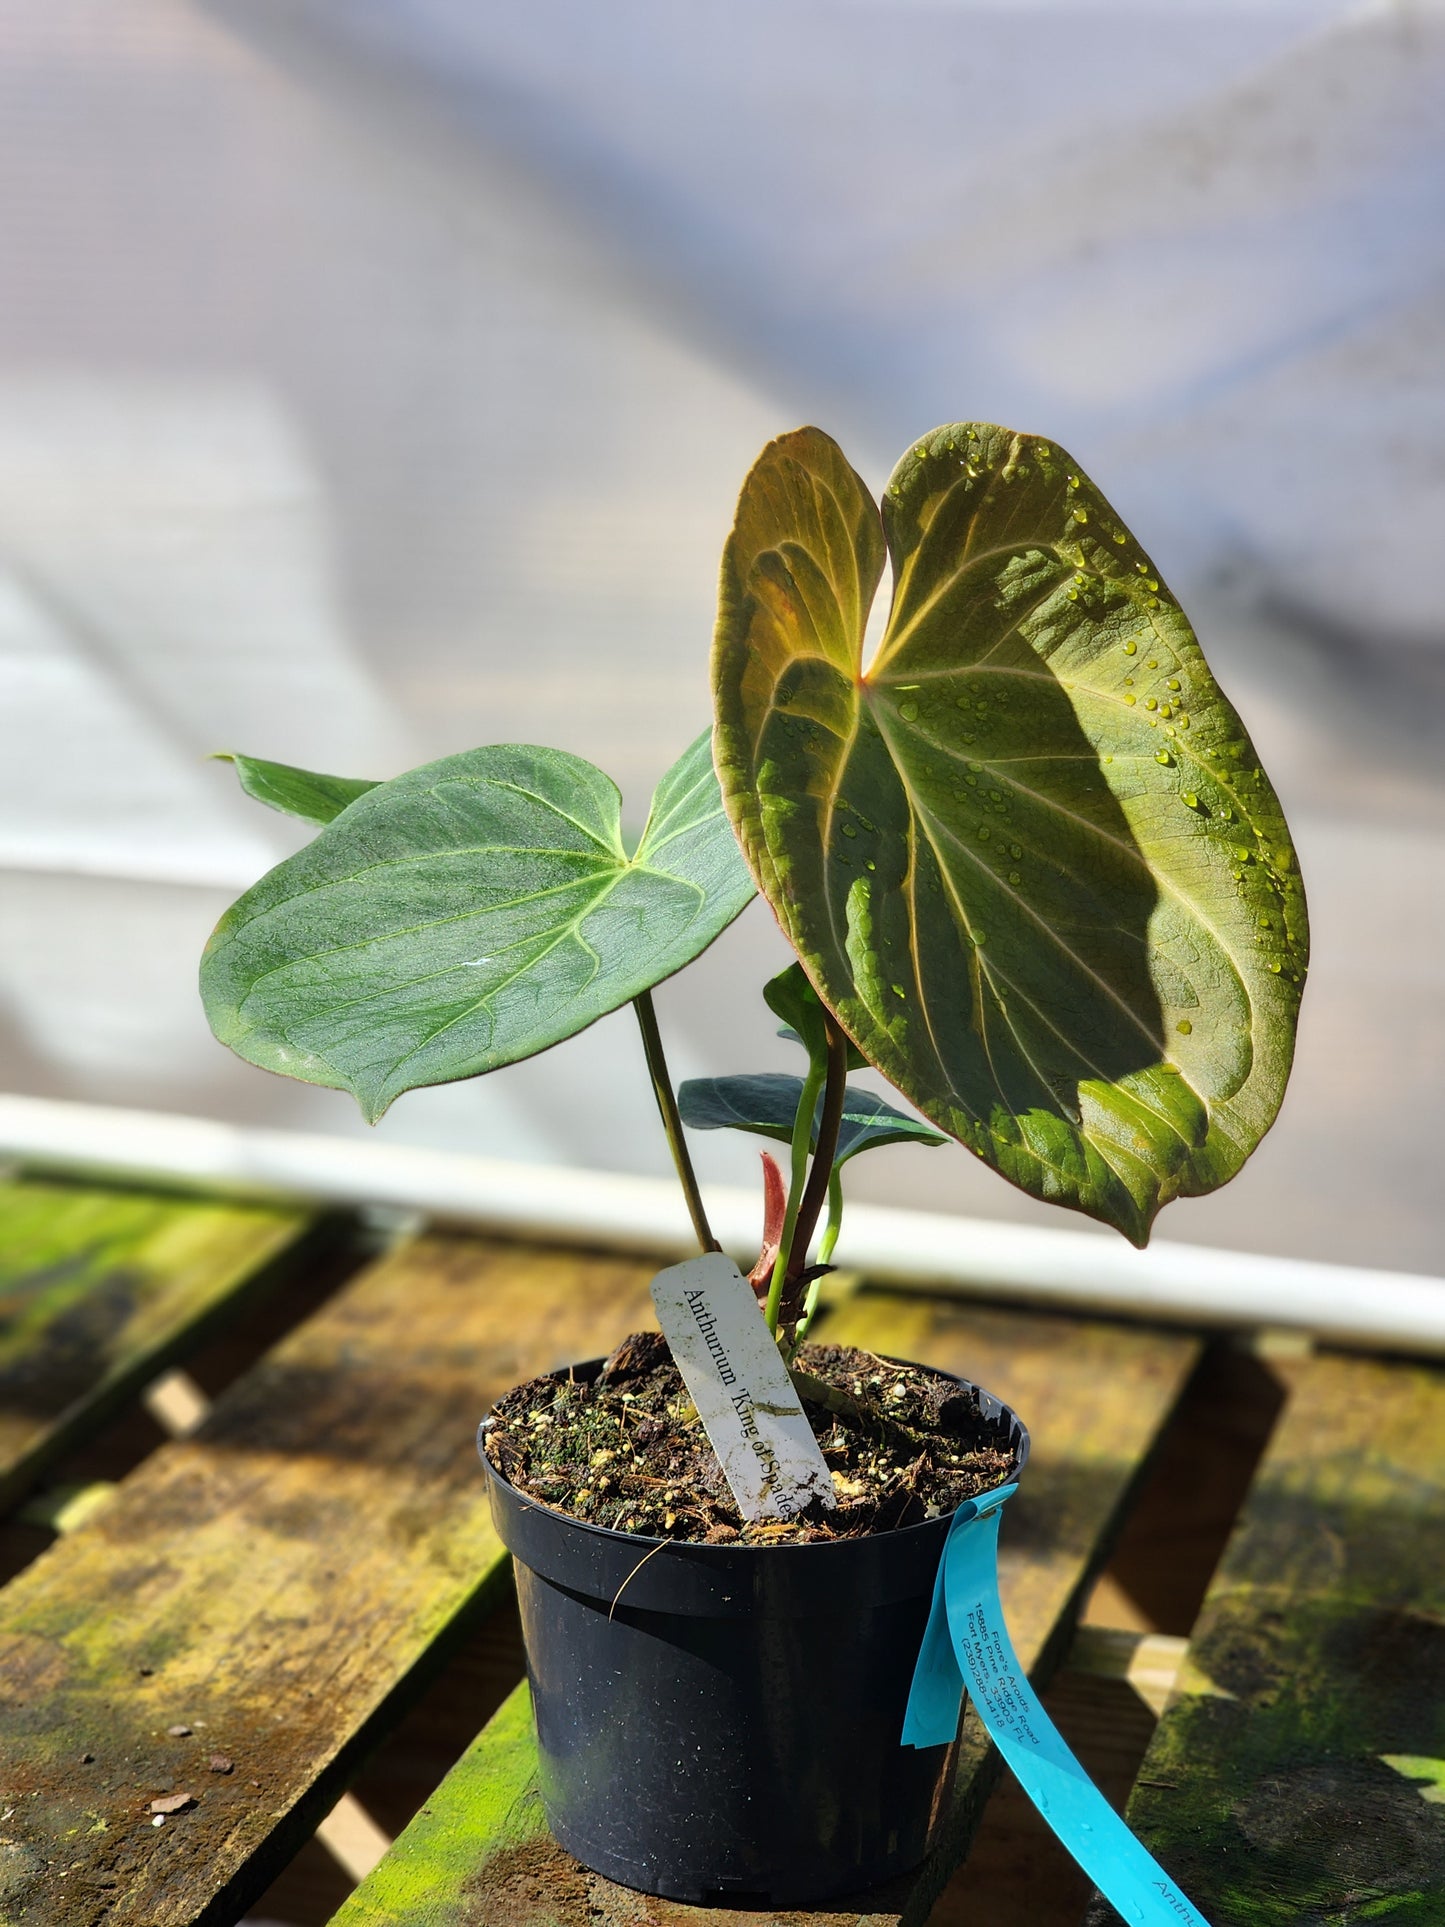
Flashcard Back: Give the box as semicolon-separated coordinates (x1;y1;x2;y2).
649;1252;836;1523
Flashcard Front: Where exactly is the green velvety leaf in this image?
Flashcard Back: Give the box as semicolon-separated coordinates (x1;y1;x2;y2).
678;1072;946;1165
215;752;379;826
712;424;1308;1245
201;731;754;1122
764;962;867;1070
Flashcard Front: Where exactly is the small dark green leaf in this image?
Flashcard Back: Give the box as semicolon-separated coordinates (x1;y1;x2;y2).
678;1072;945;1166
713;425;1308;1244
215;753;379;826
764;963;866;1070
201;731;754;1122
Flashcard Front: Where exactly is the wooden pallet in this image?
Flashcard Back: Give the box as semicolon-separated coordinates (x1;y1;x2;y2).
1085;1350;1445;1927
2;1166;1441;1927
0;1176;314;1516
0;1220;659;1925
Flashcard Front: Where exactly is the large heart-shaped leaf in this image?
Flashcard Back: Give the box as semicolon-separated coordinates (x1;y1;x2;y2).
679;1073;946;1165
201;731;755;1121
713;425;1308;1244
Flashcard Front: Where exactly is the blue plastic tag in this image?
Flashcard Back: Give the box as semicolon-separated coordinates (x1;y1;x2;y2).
903;1484;1211;1927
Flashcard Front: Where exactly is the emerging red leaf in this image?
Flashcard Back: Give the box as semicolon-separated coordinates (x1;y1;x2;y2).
747;1151;787;1296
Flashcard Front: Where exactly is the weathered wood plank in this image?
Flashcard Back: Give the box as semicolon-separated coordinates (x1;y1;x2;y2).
1087;1350;1445;1927
331;1288;1202;1927
0;1177;311;1514
0;1231;659;1926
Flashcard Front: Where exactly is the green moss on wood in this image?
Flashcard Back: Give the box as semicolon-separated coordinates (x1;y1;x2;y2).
1089;1354;1445;1927
332;1684;545;1927
0;1232;660;1927
0;1178;308;1510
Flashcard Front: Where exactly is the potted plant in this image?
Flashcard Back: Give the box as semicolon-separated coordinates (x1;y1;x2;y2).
199;422;1305;1905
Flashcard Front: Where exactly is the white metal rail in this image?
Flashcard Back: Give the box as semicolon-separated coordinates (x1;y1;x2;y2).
2;1094;1441;1358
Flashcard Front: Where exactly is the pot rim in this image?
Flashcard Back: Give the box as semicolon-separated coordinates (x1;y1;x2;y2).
479;1350;1029;1560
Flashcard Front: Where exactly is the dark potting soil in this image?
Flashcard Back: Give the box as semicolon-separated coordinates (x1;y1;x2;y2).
482;1331;1017;1545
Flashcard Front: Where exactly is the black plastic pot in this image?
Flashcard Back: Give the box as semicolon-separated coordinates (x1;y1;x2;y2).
480;1359;1029;1906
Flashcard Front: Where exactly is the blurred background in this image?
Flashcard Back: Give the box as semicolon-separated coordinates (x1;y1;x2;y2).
2;0;1442;1273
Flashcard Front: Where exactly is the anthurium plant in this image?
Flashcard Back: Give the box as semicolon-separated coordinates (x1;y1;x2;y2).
201;422;1307;1353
